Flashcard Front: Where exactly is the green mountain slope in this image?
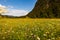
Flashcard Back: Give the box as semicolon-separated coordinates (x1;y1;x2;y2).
27;0;60;18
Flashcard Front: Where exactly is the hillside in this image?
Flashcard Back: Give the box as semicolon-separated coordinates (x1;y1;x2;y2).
27;0;60;18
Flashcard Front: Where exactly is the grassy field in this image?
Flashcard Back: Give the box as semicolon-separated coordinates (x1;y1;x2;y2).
0;18;60;40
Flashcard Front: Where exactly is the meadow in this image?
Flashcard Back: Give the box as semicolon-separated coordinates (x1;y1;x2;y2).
0;18;60;40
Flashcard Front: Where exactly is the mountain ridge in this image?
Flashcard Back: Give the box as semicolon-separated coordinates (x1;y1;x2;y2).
27;0;60;18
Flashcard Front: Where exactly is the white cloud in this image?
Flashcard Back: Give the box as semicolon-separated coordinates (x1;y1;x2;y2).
0;4;29;16
0;4;6;8
2;9;28;16
0;4;7;14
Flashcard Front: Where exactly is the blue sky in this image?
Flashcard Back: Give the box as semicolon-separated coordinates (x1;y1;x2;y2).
0;0;37;16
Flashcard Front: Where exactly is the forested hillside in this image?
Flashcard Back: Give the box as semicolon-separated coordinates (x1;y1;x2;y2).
27;0;60;18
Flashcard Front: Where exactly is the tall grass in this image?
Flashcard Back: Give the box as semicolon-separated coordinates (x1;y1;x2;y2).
0;18;60;40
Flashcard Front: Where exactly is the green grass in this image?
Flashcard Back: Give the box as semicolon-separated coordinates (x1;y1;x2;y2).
0;18;60;40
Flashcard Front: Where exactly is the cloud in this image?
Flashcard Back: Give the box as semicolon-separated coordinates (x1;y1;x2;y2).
2;9;28;16
0;4;6;8
0;4;28;16
0;4;7;14
0;4;12;8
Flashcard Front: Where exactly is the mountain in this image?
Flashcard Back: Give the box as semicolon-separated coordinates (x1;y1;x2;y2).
0;15;26;18
27;0;60;18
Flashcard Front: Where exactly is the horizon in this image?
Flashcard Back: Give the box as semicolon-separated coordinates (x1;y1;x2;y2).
0;0;37;16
